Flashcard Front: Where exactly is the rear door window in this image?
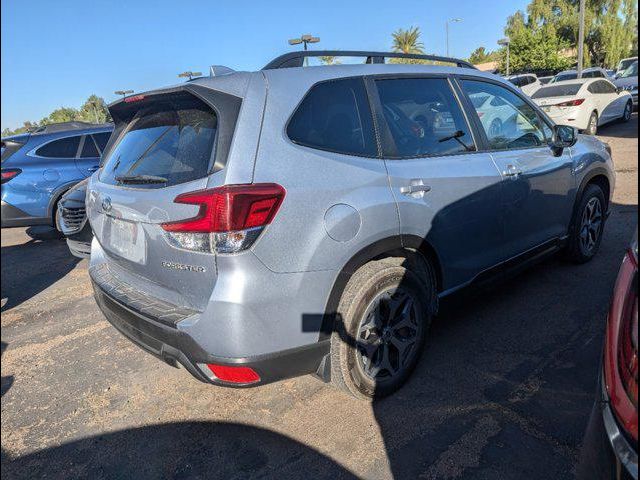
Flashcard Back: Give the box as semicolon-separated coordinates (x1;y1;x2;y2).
35;135;81;158
287;77;377;157
100;94;217;188
92;132;111;153
375;77;475;157
80;135;99;158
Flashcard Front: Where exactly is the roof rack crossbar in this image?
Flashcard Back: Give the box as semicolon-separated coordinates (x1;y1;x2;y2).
263;51;476;70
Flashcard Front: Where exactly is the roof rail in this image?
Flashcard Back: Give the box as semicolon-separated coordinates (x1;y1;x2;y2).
30;121;112;135
263;51;476;70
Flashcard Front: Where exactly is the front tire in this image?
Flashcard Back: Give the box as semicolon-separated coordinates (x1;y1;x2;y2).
584;111;598;135
330;257;437;400
564;184;606;263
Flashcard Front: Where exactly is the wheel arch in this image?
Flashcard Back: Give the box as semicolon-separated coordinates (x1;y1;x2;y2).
46;179;81;225
569;168;612;233
318;235;444;341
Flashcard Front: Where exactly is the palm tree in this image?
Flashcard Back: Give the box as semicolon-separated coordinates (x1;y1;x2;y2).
391;26;425;54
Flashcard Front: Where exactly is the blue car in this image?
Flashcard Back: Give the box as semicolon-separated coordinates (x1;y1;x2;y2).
1;121;113;229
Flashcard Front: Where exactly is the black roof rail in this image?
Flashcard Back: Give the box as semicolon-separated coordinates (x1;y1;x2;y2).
30;121;112;134
263;50;476;70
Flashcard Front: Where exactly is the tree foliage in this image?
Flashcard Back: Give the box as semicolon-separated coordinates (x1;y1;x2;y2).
391;26;425;54
468;47;500;64
2;94;111;137
500;0;638;73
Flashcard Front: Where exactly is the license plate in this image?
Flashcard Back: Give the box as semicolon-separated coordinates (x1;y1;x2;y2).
106;217;146;264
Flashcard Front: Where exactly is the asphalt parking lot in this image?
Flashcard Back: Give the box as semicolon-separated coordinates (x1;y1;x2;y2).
1;115;638;480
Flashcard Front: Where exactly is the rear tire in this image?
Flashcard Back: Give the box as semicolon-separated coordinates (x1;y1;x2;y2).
330;257;437;400
564;184;606;264
584;111;598;135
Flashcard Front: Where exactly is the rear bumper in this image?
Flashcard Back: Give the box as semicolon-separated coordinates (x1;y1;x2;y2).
1;200;48;228
92;279;330;387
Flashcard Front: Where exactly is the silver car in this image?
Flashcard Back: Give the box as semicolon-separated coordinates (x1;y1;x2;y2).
87;51;615;399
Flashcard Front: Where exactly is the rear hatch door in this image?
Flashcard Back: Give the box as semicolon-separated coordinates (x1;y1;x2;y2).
88;86;241;311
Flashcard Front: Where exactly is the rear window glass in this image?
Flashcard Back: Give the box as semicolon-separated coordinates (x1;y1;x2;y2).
35;135;80;158
532;84;583;98
554;73;578;82
100;94;217;188
287;78;377;157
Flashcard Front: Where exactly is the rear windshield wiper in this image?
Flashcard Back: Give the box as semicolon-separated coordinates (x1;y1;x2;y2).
115;174;168;184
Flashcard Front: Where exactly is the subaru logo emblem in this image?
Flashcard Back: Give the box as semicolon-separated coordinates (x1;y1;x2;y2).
102;197;112;213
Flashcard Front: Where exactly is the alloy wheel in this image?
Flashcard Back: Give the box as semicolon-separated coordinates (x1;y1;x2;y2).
579;197;603;255
356;288;421;381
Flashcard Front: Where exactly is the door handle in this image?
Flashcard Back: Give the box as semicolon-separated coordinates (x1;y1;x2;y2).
502;164;522;179
400;179;431;198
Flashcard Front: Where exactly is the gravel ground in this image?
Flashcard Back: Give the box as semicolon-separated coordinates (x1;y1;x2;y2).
1;115;637;479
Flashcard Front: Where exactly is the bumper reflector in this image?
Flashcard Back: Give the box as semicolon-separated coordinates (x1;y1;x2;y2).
206;364;261;384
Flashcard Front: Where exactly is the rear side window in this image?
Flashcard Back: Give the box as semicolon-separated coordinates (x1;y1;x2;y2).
92;132;111;152
287;78;377;157
35;135;81;158
376;78;475;158
100;94;217;188
80;135;99;158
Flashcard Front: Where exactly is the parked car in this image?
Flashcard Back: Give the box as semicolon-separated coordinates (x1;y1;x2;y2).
506;73;542;96
549;67;609;83
539;75;554;85
616;57;638;77
577;229;637;480
606;69;617;79
613;60;638;109
531;78;633;135
87;50;615;399
1;121;113;231
57;178;92;258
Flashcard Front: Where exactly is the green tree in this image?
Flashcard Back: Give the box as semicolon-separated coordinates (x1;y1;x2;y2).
390;26;427;64
318;56;341;65
77;95;111;123
45;107;79;125
468;47;499;64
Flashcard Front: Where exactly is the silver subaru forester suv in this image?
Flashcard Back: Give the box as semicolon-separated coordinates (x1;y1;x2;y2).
88;51;614;399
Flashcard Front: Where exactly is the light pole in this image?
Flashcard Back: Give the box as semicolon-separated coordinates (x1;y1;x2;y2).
498;37;511;76
445;18;462;57
577;0;586;78
178;71;202;81
114;90;133;100
288;34;320;66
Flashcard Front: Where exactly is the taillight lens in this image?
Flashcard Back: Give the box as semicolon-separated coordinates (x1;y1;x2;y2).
604;232;638;442
1;168;21;184
204;364;261;384
161;183;285;254
554;98;585;107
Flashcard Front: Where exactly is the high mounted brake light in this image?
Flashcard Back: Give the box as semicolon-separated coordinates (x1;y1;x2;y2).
161;184;286;254
124;94;146;103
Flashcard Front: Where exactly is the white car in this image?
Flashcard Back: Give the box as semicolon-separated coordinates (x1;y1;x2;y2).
467;91;517;137
549;67;609;84
532;78;633;135
506;73;542;96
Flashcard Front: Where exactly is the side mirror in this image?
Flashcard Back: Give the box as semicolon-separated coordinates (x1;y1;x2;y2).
550;124;578;156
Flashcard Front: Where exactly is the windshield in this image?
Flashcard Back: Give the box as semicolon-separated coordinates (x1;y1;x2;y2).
552;73;578;83
619;58;638;71
532;84;583;98
620;61;638;78
100;93;217;188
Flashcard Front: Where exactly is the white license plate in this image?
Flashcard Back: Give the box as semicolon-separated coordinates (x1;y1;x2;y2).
107;217;146;264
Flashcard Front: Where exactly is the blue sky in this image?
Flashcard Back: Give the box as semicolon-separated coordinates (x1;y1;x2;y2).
1;0;528;130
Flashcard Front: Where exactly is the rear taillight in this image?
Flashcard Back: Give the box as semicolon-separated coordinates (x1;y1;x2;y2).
554;99;585;107
161;183;285;254
604;234;638;442
1;168;21;184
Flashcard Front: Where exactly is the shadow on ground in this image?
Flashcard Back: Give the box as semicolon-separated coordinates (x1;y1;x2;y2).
1;237;79;312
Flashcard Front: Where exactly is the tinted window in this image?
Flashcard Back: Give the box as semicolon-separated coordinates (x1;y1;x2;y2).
92;132;111;152
532;84;583;98
584;70;604;78
35;135;80;158
509;77;526;87
100;93;217;188
80;135;99;158
555;73;578;82
461;80;548;150
599;81;616;93
376;78;475;157
287;78;376;157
